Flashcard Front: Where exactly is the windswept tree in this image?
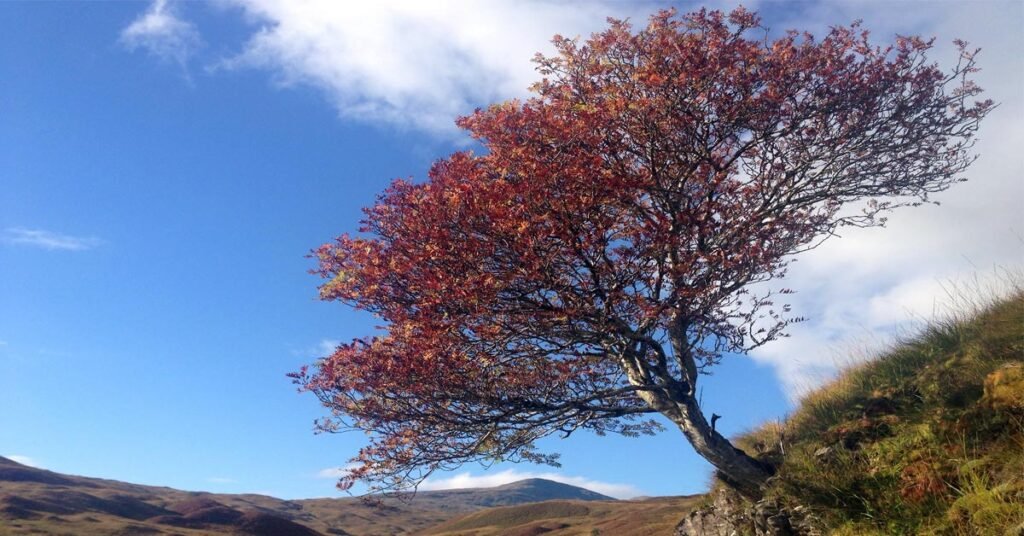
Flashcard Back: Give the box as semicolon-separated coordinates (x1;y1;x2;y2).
294;8;992;498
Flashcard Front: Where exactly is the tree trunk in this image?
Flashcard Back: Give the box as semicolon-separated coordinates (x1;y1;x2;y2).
638;325;775;499
667;389;774;499
619;329;775;498
628;376;774;499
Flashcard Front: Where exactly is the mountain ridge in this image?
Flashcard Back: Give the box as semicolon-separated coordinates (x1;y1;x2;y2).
0;456;625;535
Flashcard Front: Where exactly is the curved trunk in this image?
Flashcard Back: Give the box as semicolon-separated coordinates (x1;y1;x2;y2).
622;327;775;499
667;391;774;499
629;377;774;499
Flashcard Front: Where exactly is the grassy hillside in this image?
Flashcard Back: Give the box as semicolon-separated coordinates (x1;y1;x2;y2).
294;479;614;535
0;457;330;535
425;496;702;536
733;291;1024;534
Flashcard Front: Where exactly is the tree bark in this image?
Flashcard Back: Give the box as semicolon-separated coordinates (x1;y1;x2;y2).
622;324;775;499
666;388;775;499
627;375;774;498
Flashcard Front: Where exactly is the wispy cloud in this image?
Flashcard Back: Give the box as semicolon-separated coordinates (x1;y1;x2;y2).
317;339;340;357
420;469;641;499
206;476;237;484
120;0;201;71
6;455;41;468
315;464;358;479
3;228;102;251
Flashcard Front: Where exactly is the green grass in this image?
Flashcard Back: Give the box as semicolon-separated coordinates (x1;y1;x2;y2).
732;290;1024;535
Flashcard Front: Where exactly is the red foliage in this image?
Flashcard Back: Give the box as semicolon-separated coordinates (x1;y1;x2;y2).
294;8;992;494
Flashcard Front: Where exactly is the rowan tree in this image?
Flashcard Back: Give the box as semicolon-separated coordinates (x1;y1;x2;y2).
293;8;992;498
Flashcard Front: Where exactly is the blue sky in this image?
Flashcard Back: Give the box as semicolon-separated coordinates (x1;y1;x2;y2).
1;1;1020;500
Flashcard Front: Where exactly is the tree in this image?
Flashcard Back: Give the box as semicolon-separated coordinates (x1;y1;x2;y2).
294;8;992;499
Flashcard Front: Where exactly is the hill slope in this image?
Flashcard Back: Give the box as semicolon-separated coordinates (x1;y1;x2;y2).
681;291;1024;535
292;478;616;535
426;496;702;536
0;459;620;535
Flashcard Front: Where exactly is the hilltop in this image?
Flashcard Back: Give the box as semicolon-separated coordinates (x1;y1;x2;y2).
678;291;1024;535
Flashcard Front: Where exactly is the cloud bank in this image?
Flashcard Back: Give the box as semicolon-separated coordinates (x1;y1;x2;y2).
746;1;1024;399
216;0;658;134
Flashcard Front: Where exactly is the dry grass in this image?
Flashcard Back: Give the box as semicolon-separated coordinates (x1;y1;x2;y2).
730;284;1024;535
424;496;703;536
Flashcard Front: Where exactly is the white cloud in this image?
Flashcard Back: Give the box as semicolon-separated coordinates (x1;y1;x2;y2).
120;0;202;69
206;476;237;484
213;0;673;134
3;228;102;251
6;455;41;468
316;463;359;479
746;1;1024;401
125;1;772;134
420;468;641;499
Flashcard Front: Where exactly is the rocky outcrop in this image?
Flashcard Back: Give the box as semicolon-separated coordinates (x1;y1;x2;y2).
675;488;821;536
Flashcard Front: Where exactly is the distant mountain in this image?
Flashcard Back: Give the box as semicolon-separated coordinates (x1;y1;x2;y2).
0;456;630;535
401;478;613;510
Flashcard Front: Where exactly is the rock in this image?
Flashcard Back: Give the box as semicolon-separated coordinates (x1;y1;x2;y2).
675;489;751;536
675;488;821;536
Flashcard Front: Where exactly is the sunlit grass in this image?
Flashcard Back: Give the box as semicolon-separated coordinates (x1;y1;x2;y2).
730;274;1024;534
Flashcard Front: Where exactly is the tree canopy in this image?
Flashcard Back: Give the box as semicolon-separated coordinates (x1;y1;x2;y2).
294;8;992;498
